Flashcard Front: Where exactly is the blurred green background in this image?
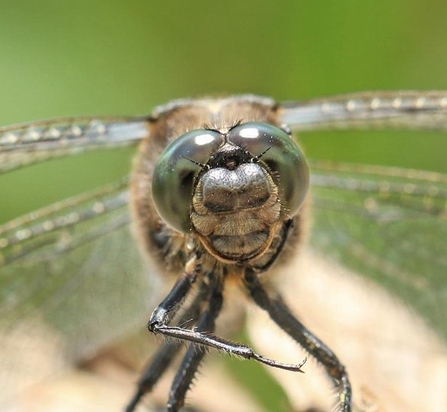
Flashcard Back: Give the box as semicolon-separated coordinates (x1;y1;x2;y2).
1;0;447;223
0;1;447;410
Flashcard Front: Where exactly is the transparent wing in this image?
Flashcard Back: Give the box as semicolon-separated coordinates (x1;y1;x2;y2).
0;116;150;173
309;160;447;339
0;179;159;407
280;91;447;131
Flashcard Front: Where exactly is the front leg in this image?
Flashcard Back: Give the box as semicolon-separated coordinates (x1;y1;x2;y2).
125;264;211;412
243;269;352;412
149;262;305;372
166;274;224;412
149;255;200;331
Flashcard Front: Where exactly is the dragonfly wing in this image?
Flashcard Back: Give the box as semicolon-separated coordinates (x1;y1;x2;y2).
309;160;447;336
0;117;150;173
0;179;161;408
280;91;447;131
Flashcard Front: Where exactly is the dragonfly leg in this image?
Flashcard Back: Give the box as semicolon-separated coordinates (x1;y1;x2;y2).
243;268;352;412
146;258;306;408
125;342;181;412
125;257;207;412
166;274;224;412
149;255;201;330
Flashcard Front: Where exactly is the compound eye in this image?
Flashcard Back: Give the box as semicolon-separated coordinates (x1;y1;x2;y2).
227;122;309;216
152;129;224;232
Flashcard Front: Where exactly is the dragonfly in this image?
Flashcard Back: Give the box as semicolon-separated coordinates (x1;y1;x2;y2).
0;91;446;412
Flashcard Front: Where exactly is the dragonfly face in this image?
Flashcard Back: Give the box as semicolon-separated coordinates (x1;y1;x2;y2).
0;92;446;412
132;97;309;270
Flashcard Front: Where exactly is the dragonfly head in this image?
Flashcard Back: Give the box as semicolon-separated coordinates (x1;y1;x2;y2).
152;122;309;264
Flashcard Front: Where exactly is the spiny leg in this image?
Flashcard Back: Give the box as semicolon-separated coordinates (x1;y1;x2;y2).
149;255;201;330
125;284;211;412
150;282;306;374
166;274;224;412
125;343;181;412
125;256;205;412
243;269;352;412
147;258;305;408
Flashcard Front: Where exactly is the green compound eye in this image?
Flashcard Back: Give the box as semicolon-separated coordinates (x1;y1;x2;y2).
152;129;224;232
227;122;309;217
